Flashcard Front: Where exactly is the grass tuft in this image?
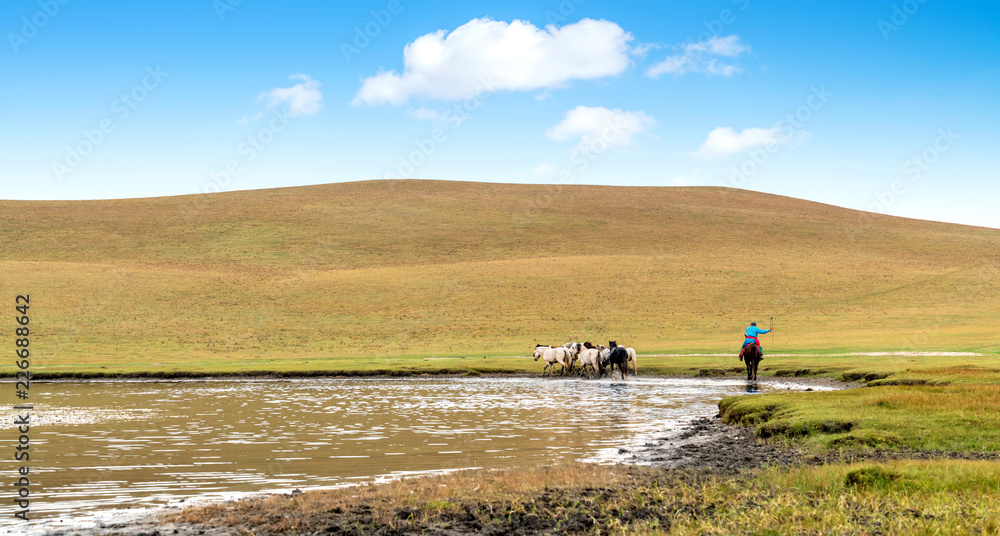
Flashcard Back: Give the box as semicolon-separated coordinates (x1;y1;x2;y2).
845;466;902;488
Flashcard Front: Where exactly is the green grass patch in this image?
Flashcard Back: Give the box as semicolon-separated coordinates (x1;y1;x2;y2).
721;383;1000;452
667;460;1000;535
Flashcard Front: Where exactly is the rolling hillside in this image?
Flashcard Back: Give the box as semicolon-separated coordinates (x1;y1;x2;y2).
2;180;998;373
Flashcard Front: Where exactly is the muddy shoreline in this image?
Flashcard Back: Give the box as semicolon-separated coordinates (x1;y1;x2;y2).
624;416;1000;471
623;416;805;470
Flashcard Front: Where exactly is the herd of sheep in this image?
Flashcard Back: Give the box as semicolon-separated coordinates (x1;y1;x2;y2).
532;341;637;379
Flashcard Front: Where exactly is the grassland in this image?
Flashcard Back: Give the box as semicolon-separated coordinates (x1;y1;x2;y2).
1;179;998;374
8;180;1000;534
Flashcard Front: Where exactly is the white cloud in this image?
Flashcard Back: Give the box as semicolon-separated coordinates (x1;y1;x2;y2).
407;107;439;120
630;42;658;59
534;90;553;101
531;162;556;176
668;168;702;186
647;35;748;78
699;35;747;57
546;105;655;152
258;74;323;117
353;18;634;106
692;126;793;159
703;59;742;77
510;162;556;181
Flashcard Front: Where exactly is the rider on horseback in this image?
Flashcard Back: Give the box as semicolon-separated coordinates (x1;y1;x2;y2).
739;321;771;360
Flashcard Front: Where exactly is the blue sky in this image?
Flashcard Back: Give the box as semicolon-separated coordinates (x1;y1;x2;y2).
2;0;998;227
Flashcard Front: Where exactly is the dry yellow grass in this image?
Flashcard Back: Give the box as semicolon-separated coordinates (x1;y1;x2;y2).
2;180;998;373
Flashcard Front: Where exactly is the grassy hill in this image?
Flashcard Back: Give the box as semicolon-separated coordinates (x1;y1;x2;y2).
2;179;998;374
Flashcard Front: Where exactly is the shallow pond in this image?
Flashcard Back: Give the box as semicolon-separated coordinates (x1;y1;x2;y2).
0;376;831;532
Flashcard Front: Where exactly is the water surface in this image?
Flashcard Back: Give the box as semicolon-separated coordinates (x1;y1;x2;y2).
0;376;830;532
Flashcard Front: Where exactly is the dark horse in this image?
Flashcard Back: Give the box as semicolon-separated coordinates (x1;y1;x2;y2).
741;343;762;381
607;341;629;380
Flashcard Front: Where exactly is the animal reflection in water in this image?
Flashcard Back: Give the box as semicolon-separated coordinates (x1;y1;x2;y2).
744;382;761;393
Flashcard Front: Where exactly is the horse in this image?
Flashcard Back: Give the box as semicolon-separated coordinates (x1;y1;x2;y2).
595;344;611;377
599;344;636;375
533;344;573;376
742;343;762;381
562;342;581;373
607;341;629;380
577;342;604;378
625;347;637;375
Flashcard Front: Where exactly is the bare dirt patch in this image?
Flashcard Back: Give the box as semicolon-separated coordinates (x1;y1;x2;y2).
623;416;804;470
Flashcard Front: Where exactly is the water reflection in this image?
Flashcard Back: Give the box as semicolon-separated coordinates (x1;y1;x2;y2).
0;376;830;531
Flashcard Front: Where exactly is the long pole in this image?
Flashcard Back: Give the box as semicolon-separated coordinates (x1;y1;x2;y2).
770;316;774;349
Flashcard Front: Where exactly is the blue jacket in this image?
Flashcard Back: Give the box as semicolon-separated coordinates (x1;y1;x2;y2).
745;325;770;342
